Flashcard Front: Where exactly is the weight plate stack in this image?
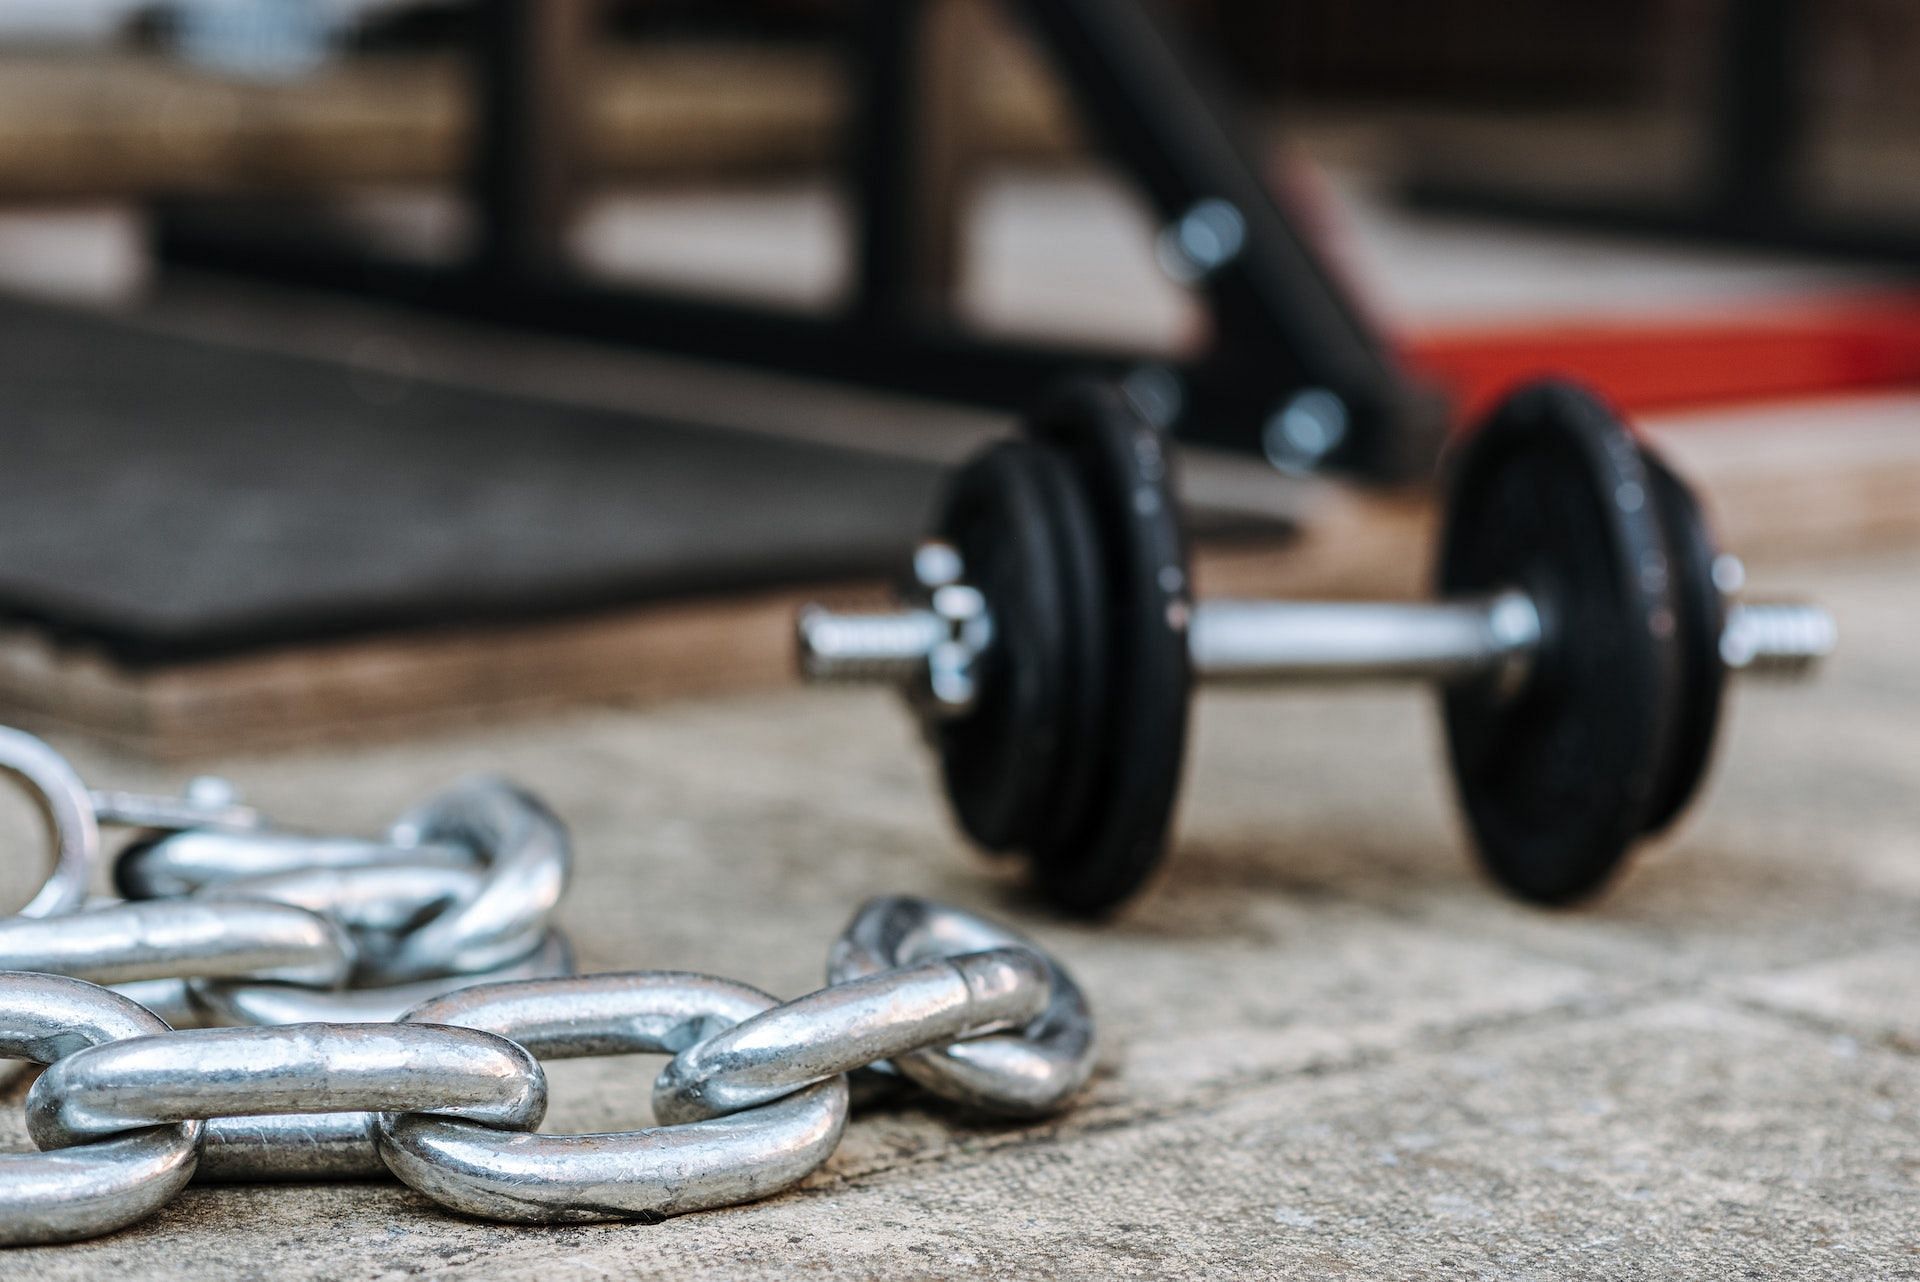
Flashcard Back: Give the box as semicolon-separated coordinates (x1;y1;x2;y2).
1437;381;1683;904
1024;445;1113;876
1639;449;1729;835
1025;380;1193;914
930;441;1072;855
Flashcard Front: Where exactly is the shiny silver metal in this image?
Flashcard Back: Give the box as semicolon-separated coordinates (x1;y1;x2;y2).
796;541;993;715
114;827;476;901
0;895;1100;1236
0;973;201;1246
188;929;573;1027
26;1021;546;1148
1721;601;1839;674
829;897;1097;1116
1190;592;1542;686
184;935;575;1182
375;972;851;1223
110;776;568;1007
89;775;263;836
0;899;355;988
108;977;204;1032
654;948;1050;1124
197;1113;388;1183
796;605;949;684
0;726;99;920
367;777;570;984
1156;197;1247;285
200;862;488;964
795;547;1835;695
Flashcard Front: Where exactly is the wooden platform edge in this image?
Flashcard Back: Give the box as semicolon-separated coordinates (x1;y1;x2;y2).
0;586;833;762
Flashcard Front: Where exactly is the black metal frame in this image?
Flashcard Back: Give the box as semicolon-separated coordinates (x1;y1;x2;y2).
1404;0;1920;266
153;0;1441;479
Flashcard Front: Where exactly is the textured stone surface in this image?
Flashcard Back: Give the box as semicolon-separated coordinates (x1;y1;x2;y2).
1;547;1914;1279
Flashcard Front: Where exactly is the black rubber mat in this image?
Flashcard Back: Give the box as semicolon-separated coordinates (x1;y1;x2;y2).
0;298;945;665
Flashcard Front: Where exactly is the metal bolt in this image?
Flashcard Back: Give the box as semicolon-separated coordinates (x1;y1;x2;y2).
913;541;966;591
1262;389;1350;474
795;546;994;715
1120;364;1186;431
1154;198;1247;285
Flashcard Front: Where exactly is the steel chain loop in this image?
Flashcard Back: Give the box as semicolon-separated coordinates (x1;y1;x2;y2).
376;972;853;1223
652;946;1051;1124
0;973;201;1246
116;775;572;997
827;896;1098;1116
113;829;472;901
187;930;577;1030
0;730;574;1033
0;728;98;921
26;1022;548;1148
0;900;356;990
0;722;1097;1245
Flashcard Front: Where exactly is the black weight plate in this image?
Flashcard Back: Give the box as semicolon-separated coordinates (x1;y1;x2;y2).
931;441;1069;854
1025;379;1193;914
1639;449;1728;835
1023;439;1112;876
1438;381;1681;904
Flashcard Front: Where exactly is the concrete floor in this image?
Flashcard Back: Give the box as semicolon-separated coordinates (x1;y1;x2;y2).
1;545;1912;1280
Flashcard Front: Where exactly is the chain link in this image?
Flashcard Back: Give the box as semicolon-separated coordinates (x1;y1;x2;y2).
652;947;1051;1124
27;1022;548;1148
828;896;1098;1116
114;828;474;901
0;731;1098;1243
0;900;356;989
377;971;854;1223
0;728;98;921
0;730;575;1034
188;931;576;1029
0;974;200;1246
112;775;571;993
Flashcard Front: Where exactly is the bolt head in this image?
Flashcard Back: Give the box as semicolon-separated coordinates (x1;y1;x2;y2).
926;642;979;711
913;542;966;591
1121;364;1186;430
1155;198;1247;284
1711;554;1747;596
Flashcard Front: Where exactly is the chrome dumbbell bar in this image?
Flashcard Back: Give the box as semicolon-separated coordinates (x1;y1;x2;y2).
798;569;1834;698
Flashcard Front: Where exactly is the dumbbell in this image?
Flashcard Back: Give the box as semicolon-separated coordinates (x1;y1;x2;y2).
796;378;1835;914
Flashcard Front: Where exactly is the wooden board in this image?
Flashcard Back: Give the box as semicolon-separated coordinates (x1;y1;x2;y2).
0;33;1074;200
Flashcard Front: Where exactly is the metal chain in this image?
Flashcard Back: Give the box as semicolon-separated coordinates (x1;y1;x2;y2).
1;895;1096;1242
0;729;574;1033
0;728;99;920
0;731;1098;1243
827;895;1097;1116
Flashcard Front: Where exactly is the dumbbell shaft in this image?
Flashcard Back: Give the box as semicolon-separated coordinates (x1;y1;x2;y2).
799;595;1834;687
1190;593;1540;684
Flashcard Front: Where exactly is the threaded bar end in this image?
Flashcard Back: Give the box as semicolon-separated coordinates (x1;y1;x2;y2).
1722;603;1836;675
796;607;945;684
